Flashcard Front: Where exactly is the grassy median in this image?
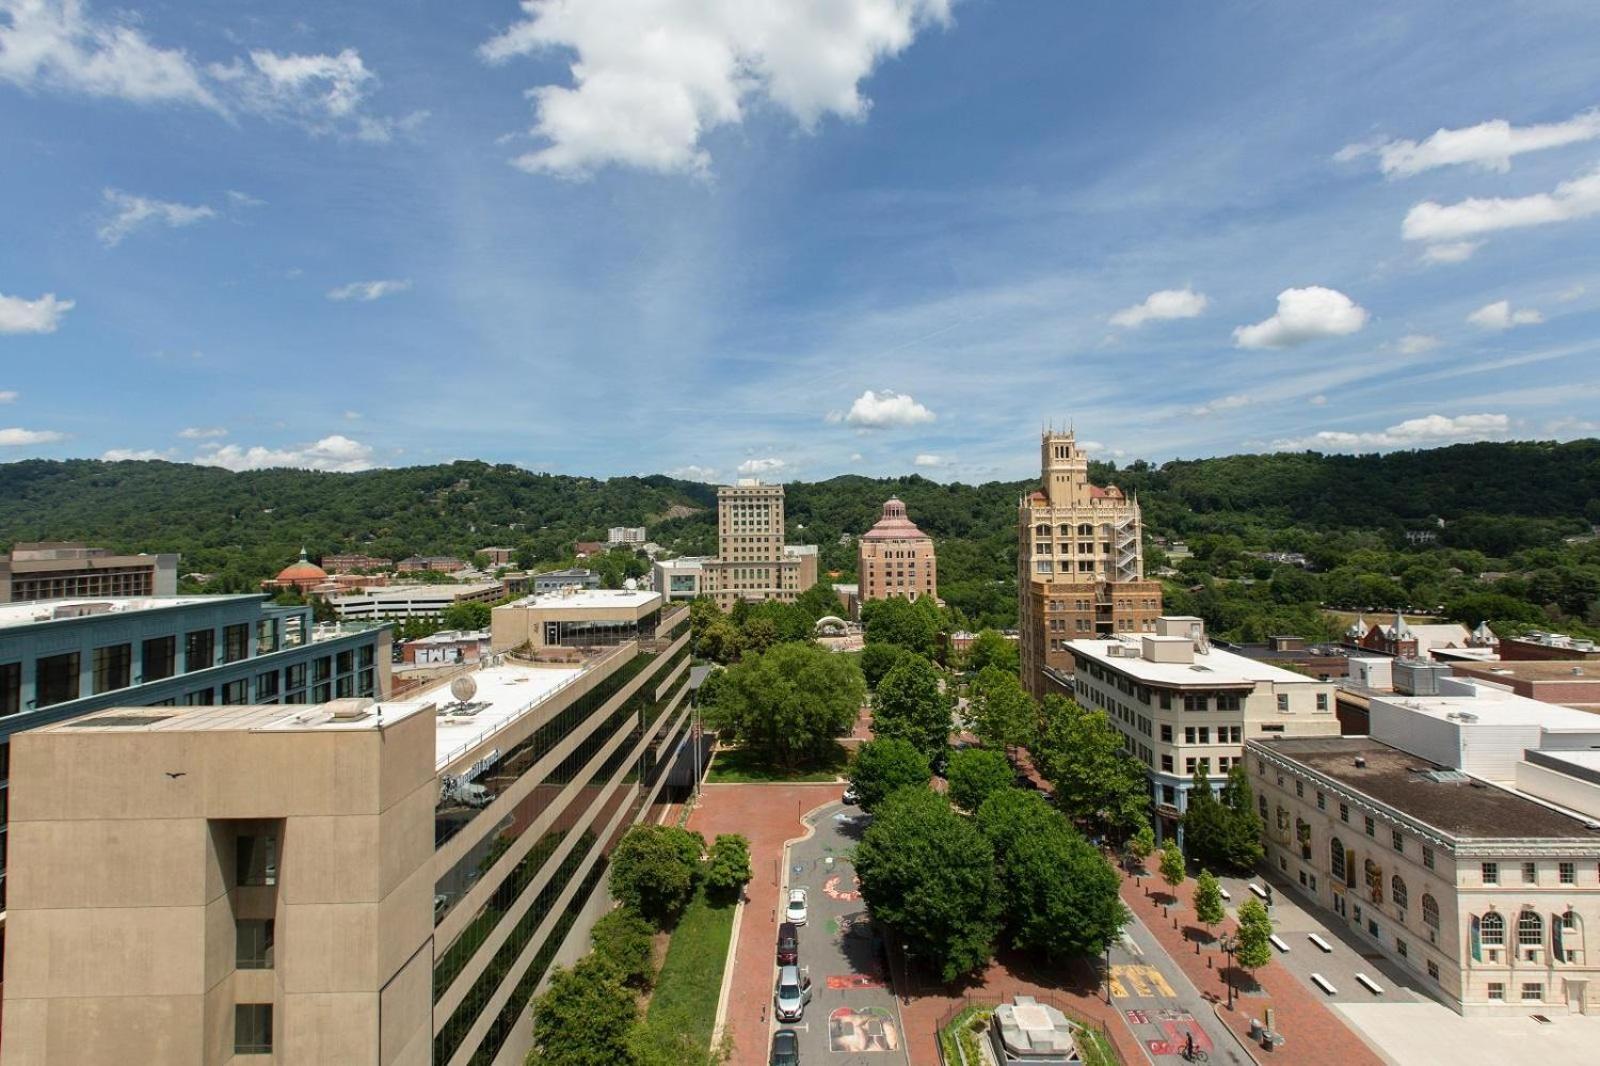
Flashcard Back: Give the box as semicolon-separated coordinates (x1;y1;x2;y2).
645;886;738;1054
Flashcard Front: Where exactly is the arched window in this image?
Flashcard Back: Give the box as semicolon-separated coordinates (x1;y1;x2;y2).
1480;912;1505;946
1077;523;1093;537
1422;894;1440;930
1391;875;1408;912
1330;838;1346;882
1035;524;1050;537
1519;910;1543;947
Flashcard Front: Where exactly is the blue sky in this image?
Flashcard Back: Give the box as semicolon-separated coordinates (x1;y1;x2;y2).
3;0;1599;483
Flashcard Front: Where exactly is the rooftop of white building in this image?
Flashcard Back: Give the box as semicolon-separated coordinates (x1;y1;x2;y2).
499;588;661;611
1373;683;1600;733
330;582;504;603
0;594;263;631
1067;635;1326;688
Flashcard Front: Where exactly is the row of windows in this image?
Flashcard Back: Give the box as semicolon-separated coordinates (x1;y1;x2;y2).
1480;859;1583;887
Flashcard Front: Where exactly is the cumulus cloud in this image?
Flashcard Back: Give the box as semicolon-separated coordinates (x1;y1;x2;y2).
1466;300;1543;331
737;457;787;475
849;452;864;463
1338;108;1600;177
912;453;944;467
0;290;74;333
96;188;215;246
1308;395;1327;406
0;426;67;446
0;390;14;403
667;464;718;481
178;426;227;440
1233;286;1368;349
102;447;173;461
0;1;406;138
1403;166;1600;243
1109;286;1208;328
479;0;953;177
196;434;375;472
1397;333;1440;355
1420;240;1480;264
1274;413;1509;452
830;388;935;428
327;279;411;302
1189;394;1251;417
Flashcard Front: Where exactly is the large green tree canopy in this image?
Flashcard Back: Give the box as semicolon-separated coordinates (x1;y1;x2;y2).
703;641;865;767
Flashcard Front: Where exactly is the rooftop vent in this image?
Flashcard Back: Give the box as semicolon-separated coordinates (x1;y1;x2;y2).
1354;756;1367;769
1421;769;1469;783
327;698;376;721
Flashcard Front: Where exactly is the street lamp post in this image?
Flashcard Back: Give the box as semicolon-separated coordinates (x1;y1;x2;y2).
1104;943;1113;1005
1220;933;1237;1011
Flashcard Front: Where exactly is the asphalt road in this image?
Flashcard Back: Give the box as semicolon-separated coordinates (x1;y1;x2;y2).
1112;909;1252;1064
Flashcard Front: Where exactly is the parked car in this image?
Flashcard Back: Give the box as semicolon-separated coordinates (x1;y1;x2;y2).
774;965;813;1022
842;784;860;805
770;1027;801;1065
785;887;809;925
776;921;799;965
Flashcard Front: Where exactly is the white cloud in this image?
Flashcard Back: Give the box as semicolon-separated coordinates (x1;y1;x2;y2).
1397;333;1440;355
196;434;375;472
1403;165;1600;243
848;452;864;463
1109;286;1208;328
0;426;67;446
667;464;718;480
1420;240;1480;264
1556;284;1586;302
1339;108;1600;177
102;447;173;461
737;457;786;475
912;453;944;467
1466;300;1543;331
832;388;935;428
97;187;216;246
342;410;363;421
0;2;404;138
1189;394;1251;417
480;0;953;177
327;279;412;302
0;390;16;403
1233;286;1368;349
1308;394;1327;406
1275;413;1509;452
0;290;74;333
227;190;266;208
177;426;227;440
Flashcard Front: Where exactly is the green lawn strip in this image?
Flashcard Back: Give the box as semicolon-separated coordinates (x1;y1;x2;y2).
705;743;852;783
645;887;737;1054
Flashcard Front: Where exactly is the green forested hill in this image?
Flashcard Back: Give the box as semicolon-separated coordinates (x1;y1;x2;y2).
2;440;1598;634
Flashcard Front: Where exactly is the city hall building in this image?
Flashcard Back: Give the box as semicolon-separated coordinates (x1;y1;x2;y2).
2;595;696;1064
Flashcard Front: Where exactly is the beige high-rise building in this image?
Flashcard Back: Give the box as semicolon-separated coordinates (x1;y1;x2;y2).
699;481;818;609
857;498;937;606
1018;429;1161;698
2;596;696;1065
1;542;179;603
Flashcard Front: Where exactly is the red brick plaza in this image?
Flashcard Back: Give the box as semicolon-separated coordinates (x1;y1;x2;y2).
1121;856;1384;1066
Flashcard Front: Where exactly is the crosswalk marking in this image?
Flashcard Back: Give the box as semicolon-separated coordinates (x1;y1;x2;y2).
1110;963;1175;999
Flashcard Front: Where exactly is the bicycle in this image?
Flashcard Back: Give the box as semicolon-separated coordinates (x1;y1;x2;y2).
1181;1046;1209;1062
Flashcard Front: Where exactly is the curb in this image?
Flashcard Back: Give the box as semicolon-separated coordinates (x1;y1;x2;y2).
709;893;748;1047
1211;1003;1265;1066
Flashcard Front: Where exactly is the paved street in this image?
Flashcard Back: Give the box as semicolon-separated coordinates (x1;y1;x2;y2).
1113;910;1251;1063
779;801;911;1066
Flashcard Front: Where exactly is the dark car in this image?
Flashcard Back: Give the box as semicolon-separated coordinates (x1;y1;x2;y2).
777;921;799;965
770;1027;800;1066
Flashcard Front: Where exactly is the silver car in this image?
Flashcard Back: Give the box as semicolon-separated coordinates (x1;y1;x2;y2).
774;964;812;1022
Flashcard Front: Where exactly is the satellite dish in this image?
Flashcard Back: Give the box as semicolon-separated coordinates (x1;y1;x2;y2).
450;676;478;703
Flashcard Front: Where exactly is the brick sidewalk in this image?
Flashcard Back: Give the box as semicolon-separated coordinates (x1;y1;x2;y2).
686;782;844;1066
1122;855;1383;1066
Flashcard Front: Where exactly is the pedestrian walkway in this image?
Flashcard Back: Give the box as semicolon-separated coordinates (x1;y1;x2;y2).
1121;857;1386;1066
687;782;844;1066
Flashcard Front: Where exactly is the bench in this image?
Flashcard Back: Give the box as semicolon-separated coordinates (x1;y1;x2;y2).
1249;882;1270;900
1219;887;1232;901
1310;973;1338;995
1269;934;1290;953
1355;973;1384;995
1308;933;1334;953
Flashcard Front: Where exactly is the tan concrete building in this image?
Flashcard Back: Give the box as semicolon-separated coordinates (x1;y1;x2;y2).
1068;617;1339;841
490;588;669;653
698;481;818;608
857;498;937;607
1;542;178;603
1018;430;1161;698
3;596;696;1065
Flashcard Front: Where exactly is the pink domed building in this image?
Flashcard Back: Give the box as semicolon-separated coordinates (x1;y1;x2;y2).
857;498;937;605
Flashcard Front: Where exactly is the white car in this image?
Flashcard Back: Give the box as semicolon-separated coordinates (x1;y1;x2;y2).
785;887;809;925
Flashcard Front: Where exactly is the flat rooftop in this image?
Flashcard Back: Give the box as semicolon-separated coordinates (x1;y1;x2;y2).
1068;637;1322;687
1375;686;1600;732
1450;660;1600;682
331;582;503;603
500;588;661;611
1252;735;1600;840
47;660;589;772
0;595;260;631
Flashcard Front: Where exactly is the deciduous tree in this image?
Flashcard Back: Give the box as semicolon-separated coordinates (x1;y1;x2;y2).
871;653;954;765
589;906;655;988
849;739;931;811
1192;870;1225;942
1235;899;1274;972
1159;845;1186;898
608;825;704;926
945;748;1016;813
1034;695;1148;838
859;641;907;690
968;665;1036;752
704;834;752;901
704;642;865;769
526;955;637;1066
963;628;1019;675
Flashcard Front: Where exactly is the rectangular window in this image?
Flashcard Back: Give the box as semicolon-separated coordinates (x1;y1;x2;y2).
222;679;249;705
222;623;250;664
1521;983;1543;1002
1559;861;1575;885
1296;781;1304;798
285;662;306;691
1423;846;1435;870
91;643;132;694
255;671;280;700
1159;692;1172;710
1217;694;1241;712
1317;791;1326;811
1482;862;1498;886
141;635;176;683
1522;861;1537;884
1397;939;1409;959
185;629;215;673
236;834;278;887
236;918;275;969
1160;724;1173;742
1427;961;1439;980
1487;981;1503;1000
359;644;374;668
1392;830;1405;853
1184;694;1205;712
1277;693;1290;712
184;687;214;706
1340;803;1350;823
313;656;332;682
35;652;80;708
1185;727;1196;744
234;1004;272;1054
0;661;19;717
1365;815;1376;837
1316;693;1329;712
313;683;331;703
